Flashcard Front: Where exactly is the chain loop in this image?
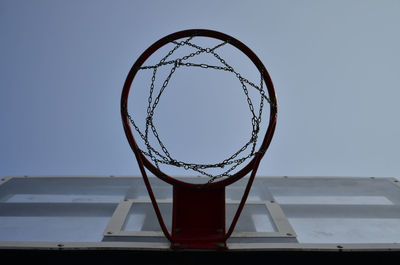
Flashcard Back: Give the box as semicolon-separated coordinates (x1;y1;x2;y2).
127;36;271;182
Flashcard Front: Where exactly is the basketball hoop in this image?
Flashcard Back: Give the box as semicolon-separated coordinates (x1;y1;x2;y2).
121;29;277;249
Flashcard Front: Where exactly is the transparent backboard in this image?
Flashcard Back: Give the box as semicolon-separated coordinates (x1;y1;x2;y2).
0;176;400;250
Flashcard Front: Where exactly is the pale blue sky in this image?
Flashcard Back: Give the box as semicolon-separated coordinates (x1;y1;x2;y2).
1;0;399;178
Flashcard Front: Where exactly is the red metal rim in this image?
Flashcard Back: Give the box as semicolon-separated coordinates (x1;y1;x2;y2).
121;29;277;188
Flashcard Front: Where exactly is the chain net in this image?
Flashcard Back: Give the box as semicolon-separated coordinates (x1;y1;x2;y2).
126;36;271;183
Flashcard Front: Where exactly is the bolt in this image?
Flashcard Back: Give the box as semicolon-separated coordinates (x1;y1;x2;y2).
217;243;226;249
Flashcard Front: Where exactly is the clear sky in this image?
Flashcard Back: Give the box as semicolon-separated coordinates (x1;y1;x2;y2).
1;0;399;179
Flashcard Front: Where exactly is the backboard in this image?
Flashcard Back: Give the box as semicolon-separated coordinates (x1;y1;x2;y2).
1;175;400;263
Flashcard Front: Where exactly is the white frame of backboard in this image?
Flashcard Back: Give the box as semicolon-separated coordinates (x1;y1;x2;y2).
103;199;296;238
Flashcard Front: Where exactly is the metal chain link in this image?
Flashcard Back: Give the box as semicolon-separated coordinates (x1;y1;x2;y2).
127;36;271;183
